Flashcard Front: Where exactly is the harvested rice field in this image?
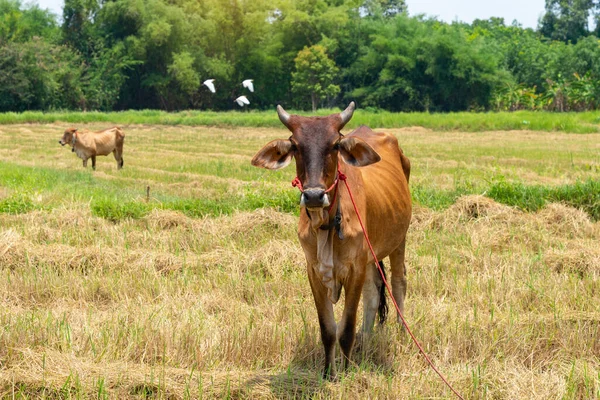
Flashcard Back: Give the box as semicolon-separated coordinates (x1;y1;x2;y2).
0;124;599;399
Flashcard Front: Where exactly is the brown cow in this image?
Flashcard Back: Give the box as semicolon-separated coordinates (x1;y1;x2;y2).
59;127;125;170
251;102;411;378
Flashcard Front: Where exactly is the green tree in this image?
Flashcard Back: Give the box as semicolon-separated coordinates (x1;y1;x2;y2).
0;37;84;111
0;0;59;43
62;0;99;57
540;0;595;43
291;44;340;111
168;51;200;96
361;0;406;17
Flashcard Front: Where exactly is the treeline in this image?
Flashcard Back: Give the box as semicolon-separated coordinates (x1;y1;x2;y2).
3;0;600;112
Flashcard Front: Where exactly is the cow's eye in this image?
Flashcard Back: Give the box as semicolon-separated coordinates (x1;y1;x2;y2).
332;142;340;151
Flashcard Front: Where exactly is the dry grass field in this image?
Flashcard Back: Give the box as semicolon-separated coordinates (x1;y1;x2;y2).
0;123;599;399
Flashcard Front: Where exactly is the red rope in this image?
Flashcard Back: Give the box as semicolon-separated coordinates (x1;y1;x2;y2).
291;174;340;194
291;170;344;214
338;172;465;400
291;177;303;192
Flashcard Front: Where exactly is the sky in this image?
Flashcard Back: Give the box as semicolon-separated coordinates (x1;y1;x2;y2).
405;0;545;29
34;0;546;29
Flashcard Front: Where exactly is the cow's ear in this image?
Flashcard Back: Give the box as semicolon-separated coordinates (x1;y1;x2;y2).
338;136;380;167
251;139;295;170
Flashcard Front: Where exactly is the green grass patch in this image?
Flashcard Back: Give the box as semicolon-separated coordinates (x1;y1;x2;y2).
90;190;299;222
0;193;38;214
1;109;599;133
487;179;600;220
0;161;299;222
411;186;471;210
90;199;152;222
411;179;600;221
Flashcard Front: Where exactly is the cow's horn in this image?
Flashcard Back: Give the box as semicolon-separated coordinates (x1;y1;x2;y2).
339;102;355;128
277;105;291;129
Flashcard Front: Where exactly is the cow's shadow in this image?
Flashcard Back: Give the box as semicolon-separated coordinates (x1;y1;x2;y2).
230;326;401;398
229;371;326;399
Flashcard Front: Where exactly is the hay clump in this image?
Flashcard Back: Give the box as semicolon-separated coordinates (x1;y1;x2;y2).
191;208;296;241
0;229;26;269
0;238;122;273
543;246;600;277
28;207;108;232
196;239;303;279
226;209;296;236
409;205;436;230
144;209;191;230
245;239;304;279
429;195;518;229
127;250;194;274
450;195;517;220
536;203;594;237
31;244;121;273
0;229;20;257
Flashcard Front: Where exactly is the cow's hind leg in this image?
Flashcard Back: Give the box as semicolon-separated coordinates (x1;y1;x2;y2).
91;155;96;170
338;263;366;370
307;264;337;379
361;261;386;334
113;149;123;169
389;239;408;323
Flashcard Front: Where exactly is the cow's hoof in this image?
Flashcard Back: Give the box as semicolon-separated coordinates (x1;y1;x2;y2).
322;370;337;382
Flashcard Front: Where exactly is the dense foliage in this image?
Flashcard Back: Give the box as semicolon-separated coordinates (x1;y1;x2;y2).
4;0;600;112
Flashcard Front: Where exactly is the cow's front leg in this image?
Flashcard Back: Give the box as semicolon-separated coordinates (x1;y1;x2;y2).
338;262;366;370
307;263;336;379
91;155;96;170
82;158;88;168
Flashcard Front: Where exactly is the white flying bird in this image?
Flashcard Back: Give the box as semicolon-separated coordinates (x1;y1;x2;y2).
203;79;216;93
242;79;254;92
234;95;250;107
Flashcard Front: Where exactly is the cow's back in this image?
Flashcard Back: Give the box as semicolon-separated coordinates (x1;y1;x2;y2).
95;127;123;156
347;126;411;259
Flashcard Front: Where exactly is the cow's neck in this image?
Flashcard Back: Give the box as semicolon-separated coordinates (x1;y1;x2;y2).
307;207;343;304
319;203;343;239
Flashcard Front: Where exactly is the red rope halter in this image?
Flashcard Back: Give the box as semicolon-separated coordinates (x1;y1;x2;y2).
291;166;346;214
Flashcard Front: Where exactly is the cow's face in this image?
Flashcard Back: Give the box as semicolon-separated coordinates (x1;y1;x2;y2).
59;128;77;147
252;102;381;209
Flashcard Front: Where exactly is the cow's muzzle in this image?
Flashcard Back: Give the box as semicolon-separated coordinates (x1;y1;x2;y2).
59;140;65;146
301;188;330;209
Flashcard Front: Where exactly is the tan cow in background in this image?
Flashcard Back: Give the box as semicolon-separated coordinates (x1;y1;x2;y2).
251;102;412;379
59;127;125;170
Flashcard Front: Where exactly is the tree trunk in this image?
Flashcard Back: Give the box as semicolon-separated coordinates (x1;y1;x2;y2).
311;92;317;112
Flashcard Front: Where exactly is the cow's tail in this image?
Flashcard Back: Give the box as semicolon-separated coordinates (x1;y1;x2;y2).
114;127;125;170
378;260;388;325
399;147;410;183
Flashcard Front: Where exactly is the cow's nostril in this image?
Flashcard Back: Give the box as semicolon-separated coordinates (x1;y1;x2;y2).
303;189;327;208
